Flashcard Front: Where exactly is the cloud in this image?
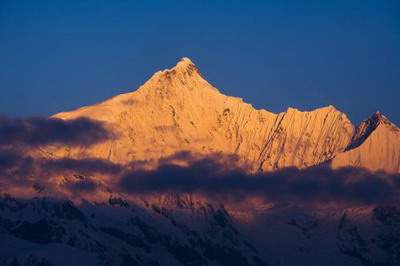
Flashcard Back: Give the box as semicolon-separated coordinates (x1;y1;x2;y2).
0;152;121;186
0;148;35;180
1;149;398;205
0;112;398;205
1;136;398;205
117;154;400;205
0;115;113;148
42;158;122;175
0;115;118;193
0;152;123;197
64;178;99;193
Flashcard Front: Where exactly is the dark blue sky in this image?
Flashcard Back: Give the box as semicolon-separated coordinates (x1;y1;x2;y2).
0;0;399;125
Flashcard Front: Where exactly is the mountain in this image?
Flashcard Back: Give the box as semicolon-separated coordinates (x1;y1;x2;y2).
2;57;400;266
331;112;400;173
3;193;399;266
44;57;380;172
46;57;399;173
0;194;266;266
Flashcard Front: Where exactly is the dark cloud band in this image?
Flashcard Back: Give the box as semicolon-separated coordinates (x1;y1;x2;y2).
0;114;398;205
0;115;112;147
118;156;400;205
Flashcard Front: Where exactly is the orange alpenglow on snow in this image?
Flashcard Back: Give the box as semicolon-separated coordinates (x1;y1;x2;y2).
48;58;399;173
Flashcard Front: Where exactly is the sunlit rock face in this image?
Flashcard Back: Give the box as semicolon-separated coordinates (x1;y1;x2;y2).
45;57;398;173
331;112;400;173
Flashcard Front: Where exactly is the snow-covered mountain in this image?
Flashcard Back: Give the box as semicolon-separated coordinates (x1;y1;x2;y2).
44;57;399;173
2;193;399;266
2;57;399;266
0;194;266;266
331;112;400;173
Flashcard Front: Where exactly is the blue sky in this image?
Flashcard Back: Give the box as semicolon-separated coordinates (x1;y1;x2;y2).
0;0;399;125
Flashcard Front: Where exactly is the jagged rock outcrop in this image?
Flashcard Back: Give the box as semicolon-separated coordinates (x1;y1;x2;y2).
331;112;400;173
47;57;357;172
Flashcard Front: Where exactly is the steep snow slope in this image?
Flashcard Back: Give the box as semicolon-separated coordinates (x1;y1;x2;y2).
241;203;400;266
49;58;354;171
331;112;400;173
3;194;399;266
0;194;266;266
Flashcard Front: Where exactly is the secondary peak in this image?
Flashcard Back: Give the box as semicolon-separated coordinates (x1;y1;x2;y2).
371;111;388;123
346;111;397;151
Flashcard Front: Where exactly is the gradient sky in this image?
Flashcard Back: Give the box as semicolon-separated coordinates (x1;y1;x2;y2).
0;0;399;125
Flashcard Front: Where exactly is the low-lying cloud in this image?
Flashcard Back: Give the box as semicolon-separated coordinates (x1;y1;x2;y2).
118;154;400;205
0;114;399;205
0;115;112;148
1;149;399;204
43;158;122;175
0;115;118;193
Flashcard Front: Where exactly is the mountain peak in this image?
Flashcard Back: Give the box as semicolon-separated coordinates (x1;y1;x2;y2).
134;56;220;97
171;57;199;76
370;111;391;125
345;111;397;151
367;111;397;130
176;57;195;67
147;57;200;81
333;111;400;173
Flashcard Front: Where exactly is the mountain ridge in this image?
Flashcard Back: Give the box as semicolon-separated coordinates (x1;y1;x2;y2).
48;57;399;173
